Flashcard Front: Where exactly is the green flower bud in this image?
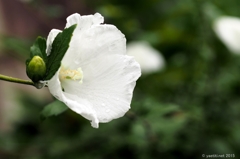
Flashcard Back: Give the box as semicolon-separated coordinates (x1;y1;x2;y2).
26;56;46;82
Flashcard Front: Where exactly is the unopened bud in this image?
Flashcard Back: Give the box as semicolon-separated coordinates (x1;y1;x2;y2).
26;56;46;82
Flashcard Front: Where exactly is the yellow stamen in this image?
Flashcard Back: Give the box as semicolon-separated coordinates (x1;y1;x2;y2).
59;66;83;83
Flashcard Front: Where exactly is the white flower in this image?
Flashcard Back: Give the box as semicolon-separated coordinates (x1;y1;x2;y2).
127;41;165;75
213;16;240;54
46;13;141;128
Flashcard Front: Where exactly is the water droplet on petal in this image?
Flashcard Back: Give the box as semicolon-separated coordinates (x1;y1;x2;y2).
116;98;119;101
74;60;80;65
105;109;110;113
101;103;105;107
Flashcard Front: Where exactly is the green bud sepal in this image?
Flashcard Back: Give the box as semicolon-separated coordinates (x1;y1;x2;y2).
26;56;46;82
25;24;77;88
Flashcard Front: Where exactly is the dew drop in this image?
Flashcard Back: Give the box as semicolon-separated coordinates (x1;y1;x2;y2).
105;109;110;113
116;98;119;101
101;103;106;107
74;60;80;65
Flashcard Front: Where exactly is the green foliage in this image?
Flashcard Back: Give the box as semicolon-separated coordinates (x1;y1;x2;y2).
29;36;47;61
44;24;77;80
26;37;47;82
40;100;69;120
25;24;77;82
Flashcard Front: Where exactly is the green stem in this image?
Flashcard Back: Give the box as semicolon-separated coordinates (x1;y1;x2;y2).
0;74;34;86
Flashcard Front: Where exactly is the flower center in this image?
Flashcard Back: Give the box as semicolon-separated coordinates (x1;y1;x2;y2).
59;66;83;83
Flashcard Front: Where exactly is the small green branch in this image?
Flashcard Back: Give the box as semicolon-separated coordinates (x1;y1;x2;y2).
0;74;34;86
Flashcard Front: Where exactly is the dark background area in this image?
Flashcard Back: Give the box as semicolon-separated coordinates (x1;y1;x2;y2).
1;0;240;158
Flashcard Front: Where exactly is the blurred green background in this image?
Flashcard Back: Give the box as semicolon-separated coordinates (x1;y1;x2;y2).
1;0;240;158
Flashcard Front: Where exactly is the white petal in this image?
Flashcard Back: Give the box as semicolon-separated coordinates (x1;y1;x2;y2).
48;69;100;128
50;54;141;128
62;24;126;68
127;41;165;74
46;29;62;55
213;16;240;54
65;13;104;29
47;69;64;100
47;13;141;128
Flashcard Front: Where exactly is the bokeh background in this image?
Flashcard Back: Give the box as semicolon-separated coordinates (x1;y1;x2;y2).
1;0;240;158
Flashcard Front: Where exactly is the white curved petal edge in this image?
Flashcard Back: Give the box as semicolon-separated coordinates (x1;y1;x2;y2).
213;16;240;54
127;41;165;75
46;13;141;128
46;29;62;56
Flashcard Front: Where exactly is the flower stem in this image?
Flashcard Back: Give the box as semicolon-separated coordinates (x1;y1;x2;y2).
0;74;34;86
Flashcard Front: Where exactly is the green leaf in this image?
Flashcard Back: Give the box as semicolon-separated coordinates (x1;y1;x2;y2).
40;100;69;120
30;36;47;61
44;24;77;80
